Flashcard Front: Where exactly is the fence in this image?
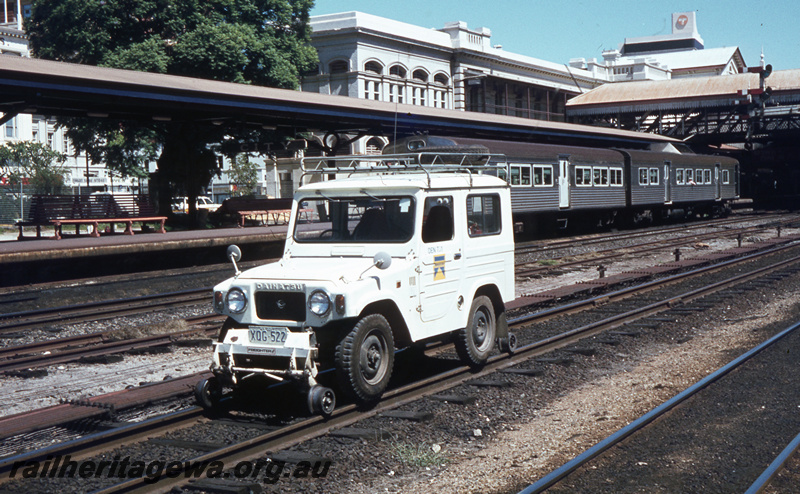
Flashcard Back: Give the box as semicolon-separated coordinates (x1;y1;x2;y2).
0;184;35;226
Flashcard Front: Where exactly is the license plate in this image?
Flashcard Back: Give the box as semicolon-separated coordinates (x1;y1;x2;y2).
248;327;288;346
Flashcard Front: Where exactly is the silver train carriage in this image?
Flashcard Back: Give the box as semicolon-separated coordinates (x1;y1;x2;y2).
384;136;739;232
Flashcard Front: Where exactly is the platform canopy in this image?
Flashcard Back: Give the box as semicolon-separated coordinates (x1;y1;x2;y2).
0;56;675;149
566;69;800;144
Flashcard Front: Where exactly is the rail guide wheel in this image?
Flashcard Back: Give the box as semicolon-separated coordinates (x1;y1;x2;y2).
195;376;222;410
307;385;336;417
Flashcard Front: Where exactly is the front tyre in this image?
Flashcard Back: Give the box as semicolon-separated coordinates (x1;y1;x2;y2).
455;295;496;367
335;314;395;402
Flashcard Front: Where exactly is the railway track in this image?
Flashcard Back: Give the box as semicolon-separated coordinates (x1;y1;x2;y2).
3;222;798;378
520;319;800;494
4;214;796;338
514;211;787;257
0;289;211;334
4;236;800;492
515;216;799;277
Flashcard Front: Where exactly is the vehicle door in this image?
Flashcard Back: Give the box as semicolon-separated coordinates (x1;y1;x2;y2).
715;164;721;200
664;161;672;203
558;157;570;208
418;196;462;323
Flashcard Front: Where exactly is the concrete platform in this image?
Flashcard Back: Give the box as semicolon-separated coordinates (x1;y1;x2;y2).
0;226;289;287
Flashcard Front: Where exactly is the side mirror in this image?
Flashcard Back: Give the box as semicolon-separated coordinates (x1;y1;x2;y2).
227;245;242;276
359;252;392;280
373;252;392;270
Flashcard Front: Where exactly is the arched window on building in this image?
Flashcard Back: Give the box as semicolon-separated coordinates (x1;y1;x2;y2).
389;65;407;78
365;61;383;75
329;60;348;74
388;65;406;104
412;69;428;82
433;74;450;109
364;61;384;100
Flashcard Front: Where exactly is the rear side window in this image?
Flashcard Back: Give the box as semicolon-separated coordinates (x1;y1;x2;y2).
467;194;501;237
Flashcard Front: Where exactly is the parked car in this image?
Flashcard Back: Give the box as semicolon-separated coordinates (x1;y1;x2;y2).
171;196;221;213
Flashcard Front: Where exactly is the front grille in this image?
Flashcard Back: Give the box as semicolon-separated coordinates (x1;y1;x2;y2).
255;291;306;322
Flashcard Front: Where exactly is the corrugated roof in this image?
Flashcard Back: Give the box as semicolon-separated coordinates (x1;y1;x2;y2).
566;69;800;115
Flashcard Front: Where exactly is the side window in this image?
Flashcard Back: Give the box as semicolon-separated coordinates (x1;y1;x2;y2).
696;169;703;183
467;194;501;237
576;166;592;186
686;168;694;184
639;168;649;186
497;165;508;182
509;165;531;186
676;168;685;185
649;168;660;185
703;169;712;184
722;169;730;184
610;168;623;186
593;167;609;186
532;165;553;186
422;196;453;243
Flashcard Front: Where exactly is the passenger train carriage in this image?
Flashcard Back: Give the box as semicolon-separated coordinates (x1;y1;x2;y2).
384;136;740;232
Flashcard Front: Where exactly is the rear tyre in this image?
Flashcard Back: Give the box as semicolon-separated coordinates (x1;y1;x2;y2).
194;377;222;409
455;295;496;367
335;314;395;402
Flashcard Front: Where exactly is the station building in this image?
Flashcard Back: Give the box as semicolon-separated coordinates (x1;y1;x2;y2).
569;12;746;82
1;6;753;215
301;11;605;154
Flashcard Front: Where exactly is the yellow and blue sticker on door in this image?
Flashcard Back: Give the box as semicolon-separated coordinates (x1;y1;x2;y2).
433;255;446;281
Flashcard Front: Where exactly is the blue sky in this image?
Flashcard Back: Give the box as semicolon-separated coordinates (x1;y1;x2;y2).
310;1;799;71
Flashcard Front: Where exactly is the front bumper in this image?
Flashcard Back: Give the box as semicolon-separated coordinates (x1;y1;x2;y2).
211;328;319;385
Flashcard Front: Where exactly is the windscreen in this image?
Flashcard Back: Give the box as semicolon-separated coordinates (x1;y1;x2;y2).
293;196;415;243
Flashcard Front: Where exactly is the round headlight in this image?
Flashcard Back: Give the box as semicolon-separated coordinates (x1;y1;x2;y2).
226;288;247;313
308;290;331;316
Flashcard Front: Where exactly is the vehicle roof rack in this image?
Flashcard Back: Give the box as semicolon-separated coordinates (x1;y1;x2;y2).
300;152;508;188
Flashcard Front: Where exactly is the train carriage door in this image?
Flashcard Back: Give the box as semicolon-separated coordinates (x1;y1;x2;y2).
715;164;721;200
664;162;672;203
558;156;570;208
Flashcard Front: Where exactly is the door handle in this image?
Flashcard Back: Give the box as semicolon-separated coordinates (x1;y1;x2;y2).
454;253;462;260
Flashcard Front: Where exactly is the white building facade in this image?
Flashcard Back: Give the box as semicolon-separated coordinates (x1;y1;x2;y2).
301;12;605;154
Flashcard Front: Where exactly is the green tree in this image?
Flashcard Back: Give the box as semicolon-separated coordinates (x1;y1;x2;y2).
228;154;260;197
26;0;318;217
0;141;68;194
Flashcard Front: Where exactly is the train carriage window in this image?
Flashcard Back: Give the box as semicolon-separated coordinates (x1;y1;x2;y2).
638;168;649;186
576;166;592;186
648;168;660;186
593;167;609;186
696;169;703;184
676;169;685;185
703;169;712;184
497;165;509;183
467;194;502;237
610;168;623;186
685;169;695;184
722;169;730;184
509;165;531;186
533;165;553;186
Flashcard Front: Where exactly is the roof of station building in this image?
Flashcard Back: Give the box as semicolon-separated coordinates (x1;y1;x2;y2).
566;69;800;115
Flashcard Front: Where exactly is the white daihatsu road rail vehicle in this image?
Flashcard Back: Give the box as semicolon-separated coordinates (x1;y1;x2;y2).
196;157;516;415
